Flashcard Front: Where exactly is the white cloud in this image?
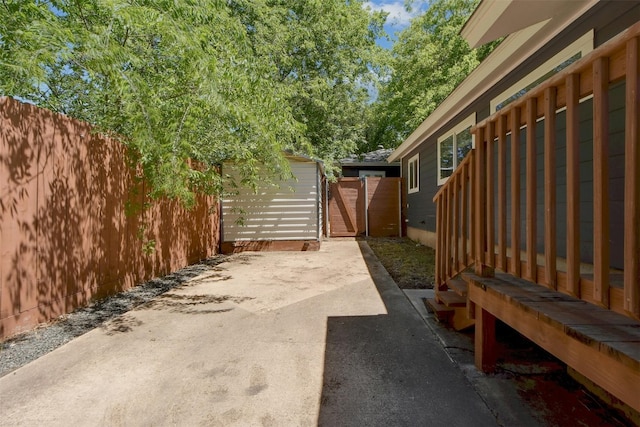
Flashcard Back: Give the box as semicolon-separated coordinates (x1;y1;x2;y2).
364;1;429;28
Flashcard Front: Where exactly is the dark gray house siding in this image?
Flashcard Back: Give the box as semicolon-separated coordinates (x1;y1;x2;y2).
402;0;636;270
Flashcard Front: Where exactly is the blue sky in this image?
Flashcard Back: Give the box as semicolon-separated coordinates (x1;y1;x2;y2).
364;1;430;49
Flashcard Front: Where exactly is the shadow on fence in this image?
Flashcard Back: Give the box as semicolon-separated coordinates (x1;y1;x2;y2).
0;97;220;339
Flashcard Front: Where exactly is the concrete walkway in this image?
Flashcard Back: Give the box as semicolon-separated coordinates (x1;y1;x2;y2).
0;240;500;426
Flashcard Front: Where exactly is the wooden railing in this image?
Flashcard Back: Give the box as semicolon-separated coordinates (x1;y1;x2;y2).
434;21;640;319
433;150;475;291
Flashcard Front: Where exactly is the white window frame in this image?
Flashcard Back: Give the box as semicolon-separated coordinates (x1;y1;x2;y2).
491;30;593;113
407;153;419;194
437;113;476;186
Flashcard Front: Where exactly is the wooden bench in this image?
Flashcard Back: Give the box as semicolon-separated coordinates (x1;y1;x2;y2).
465;272;640;414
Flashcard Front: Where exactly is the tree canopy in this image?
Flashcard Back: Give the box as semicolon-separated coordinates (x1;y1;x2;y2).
1;0;388;205
365;0;497;151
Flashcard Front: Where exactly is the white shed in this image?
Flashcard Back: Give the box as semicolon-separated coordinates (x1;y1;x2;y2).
221;155;326;253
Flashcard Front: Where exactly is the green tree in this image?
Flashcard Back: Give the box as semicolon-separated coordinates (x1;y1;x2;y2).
1;0;389;203
367;0;497;150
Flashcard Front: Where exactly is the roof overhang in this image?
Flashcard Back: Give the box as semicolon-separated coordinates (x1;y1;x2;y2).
388;0;597;163
461;0;594;49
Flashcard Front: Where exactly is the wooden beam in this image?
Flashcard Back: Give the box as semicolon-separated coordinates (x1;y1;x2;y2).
475;305;497;373
486;120;495;268
625;37;640;317
526;98;538;283
566;73;581;297
468;283;640;412
510;108;522;277
498;115;507;272
544;87;557;289
593;57;610;307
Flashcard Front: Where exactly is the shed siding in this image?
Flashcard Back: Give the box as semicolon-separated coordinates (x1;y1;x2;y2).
222;161;320;241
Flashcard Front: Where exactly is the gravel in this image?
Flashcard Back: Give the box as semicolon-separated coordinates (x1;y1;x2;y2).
0;255;228;378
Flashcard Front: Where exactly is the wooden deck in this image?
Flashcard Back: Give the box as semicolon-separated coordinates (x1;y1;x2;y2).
431;22;640;417
466;272;640;413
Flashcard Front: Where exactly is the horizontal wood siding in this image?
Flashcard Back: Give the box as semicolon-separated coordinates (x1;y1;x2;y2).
222;161;320;241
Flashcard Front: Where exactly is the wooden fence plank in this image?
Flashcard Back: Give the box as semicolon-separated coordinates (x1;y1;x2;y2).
593;57;610;307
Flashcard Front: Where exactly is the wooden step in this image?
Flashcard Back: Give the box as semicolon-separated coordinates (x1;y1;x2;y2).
424;298;454;323
436;291;467;308
447;277;468;296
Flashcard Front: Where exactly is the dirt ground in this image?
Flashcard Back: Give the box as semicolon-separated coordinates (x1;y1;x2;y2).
366;237;637;427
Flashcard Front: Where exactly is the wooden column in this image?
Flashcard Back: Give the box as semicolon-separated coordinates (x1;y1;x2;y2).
469;153;476;268
593;57;610;307
544;87;557;289
625;37;640;317
475;305;497;373
510;108;522;277
526;98;538;283
497;115;507;272
566;73;581;297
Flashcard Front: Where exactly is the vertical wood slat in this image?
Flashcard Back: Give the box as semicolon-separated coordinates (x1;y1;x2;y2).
526;98;538;282
442;185;451;290
566;73;581;297
486;120;496;268
469;152;476;267
475;127;487;274
544;87;557;289
625;37;640;316
461;161;468;267
435;193;441;287
453;173;460;273
593;57;610;307
510;108;522;277
497;115;507;272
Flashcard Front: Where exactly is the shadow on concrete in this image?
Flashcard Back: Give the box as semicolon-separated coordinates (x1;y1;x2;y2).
317;241;498;427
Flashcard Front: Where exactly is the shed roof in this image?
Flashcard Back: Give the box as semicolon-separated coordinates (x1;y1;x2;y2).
341;148;399;167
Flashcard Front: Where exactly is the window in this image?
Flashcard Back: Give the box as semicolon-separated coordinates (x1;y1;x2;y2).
407;154;419;194
491;31;593;112
437;114;475;185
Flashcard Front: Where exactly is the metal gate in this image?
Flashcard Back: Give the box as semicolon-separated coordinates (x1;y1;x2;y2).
329;177;402;238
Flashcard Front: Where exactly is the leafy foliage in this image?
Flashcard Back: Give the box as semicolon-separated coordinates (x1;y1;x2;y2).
366;0;498;151
1;0;387;203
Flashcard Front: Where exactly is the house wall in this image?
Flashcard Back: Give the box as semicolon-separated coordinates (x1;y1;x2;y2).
222;160;321;244
0;97;220;339
403;0;636;269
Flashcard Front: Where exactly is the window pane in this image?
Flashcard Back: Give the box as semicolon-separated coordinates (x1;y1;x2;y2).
456;127;473;164
440;135;454;179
